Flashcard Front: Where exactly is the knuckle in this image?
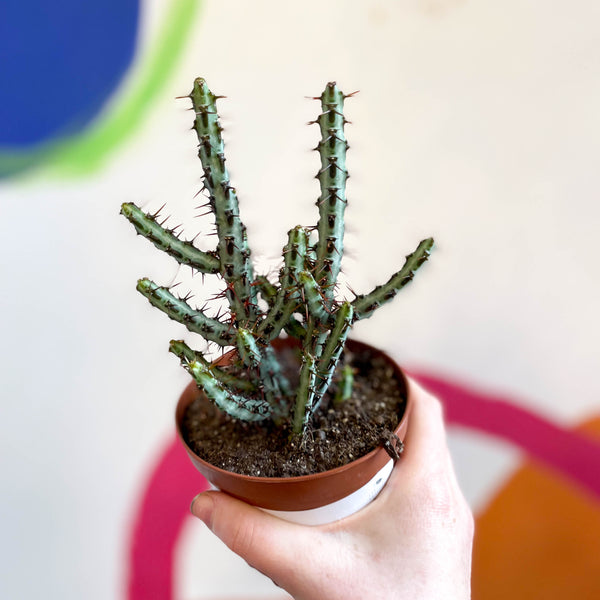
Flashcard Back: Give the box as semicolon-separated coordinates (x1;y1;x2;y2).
410;380;445;420
423;390;444;418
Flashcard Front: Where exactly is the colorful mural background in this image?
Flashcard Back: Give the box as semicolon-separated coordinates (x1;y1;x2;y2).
0;0;199;176
1;1;598;598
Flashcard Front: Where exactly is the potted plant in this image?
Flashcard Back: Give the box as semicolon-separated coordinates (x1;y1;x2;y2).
121;78;433;525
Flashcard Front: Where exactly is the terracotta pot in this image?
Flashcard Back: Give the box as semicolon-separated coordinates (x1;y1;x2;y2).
175;338;411;525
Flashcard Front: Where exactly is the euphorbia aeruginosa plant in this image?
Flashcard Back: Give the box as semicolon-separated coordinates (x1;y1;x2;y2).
122;78;433;435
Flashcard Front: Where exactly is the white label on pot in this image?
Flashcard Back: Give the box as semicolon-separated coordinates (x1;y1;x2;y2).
262;459;394;526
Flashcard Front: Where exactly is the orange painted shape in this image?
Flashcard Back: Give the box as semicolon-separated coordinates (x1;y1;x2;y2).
472;416;600;600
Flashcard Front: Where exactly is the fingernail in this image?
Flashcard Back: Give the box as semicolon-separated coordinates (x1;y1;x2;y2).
190;492;204;515
189;492;213;527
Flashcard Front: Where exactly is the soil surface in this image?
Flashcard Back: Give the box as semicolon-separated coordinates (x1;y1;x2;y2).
180;345;407;478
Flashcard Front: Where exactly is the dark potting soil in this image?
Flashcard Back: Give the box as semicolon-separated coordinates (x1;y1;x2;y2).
180;346;407;478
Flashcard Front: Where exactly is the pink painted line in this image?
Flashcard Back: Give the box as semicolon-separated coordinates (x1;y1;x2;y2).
410;370;600;500
127;437;208;600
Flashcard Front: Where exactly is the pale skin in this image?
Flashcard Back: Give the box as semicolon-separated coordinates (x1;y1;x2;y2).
190;378;474;600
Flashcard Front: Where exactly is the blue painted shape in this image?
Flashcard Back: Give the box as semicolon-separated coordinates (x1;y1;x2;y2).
0;1;140;147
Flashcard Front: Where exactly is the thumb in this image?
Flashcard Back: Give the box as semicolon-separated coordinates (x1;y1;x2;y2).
190;490;313;590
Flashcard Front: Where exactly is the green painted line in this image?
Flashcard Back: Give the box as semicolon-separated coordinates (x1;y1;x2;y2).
0;0;202;179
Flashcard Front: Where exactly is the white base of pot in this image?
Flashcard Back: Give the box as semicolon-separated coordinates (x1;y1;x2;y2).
263;459;394;526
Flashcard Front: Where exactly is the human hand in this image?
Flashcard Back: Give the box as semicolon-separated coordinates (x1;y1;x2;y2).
190;378;474;600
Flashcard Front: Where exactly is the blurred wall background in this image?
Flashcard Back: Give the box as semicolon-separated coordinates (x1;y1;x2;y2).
1;1;599;598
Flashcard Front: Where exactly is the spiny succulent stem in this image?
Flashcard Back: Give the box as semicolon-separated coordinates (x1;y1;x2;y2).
186;360;273;421
255;275;277;303
352;238;434;321
169;340;255;392
257;344;291;413
189;78;257;325
235;327;291;405
256;227;309;341
292;352;317;434
313;302;353;408
314;82;348;300
137;278;235;346
256;275;306;338
121;203;220;274
235;327;262;368
299;271;329;323
334;364;355;404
